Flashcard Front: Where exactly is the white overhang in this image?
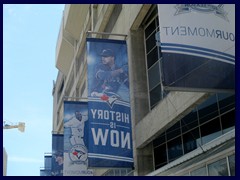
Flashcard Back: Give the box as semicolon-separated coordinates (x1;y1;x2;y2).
63;4;90;40
55;4;90;75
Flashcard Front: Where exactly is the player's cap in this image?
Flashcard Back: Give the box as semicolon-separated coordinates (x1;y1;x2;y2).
100;49;114;57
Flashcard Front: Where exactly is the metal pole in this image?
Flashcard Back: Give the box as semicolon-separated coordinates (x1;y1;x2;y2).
87;31;127;37
63;96;88;101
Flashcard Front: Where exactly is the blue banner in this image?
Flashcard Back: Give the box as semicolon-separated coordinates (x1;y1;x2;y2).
51;134;64;176
41;155;52;176
40;169;52;176
157;4;235;92
87;38;133;168
63;101;93;176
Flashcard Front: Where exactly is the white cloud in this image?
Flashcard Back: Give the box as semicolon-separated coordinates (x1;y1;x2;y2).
8;156;43;164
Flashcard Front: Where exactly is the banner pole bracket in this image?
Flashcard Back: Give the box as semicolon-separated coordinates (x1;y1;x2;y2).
86;31;127;38
63;96;88;101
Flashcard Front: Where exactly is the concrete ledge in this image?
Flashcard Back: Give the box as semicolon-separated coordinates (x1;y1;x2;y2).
135;91;209;148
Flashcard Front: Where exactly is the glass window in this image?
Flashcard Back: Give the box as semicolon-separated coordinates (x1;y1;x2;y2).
183;128;201;154
145;18;156;38
228;154;235;176
147;46;158;68
126;169;134;176
146;31;157;52
221;110;235;134
167;136;183;162
152;92;235;172
198;94;219;124
200;117;221;144
154;143;167;169
120;169;126;175
191;166;207;176
153;133;165;147
208;158;228;176
148;61;160;91
150;84;161;108
114;169;120;176
144;5;164;109
217;93;235;114
181;109;198;133
166;121;181;141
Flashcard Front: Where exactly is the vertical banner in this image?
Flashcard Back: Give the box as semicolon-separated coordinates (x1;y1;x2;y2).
63;101;93;176
40;169;51;176
87;38;133;168
43;155;52;176
51;134;64;176
157;4;235;91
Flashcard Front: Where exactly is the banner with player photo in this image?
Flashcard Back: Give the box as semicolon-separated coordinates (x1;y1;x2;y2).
63;101;93;176
42;155;52;176
40;169;51;176
51;134;64;176
157;4;235;92
87;38;133;168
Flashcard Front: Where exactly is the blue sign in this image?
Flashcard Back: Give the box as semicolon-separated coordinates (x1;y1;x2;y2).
51;134;64;176
87;38;133;168
63;101;93;176
157;4;235;92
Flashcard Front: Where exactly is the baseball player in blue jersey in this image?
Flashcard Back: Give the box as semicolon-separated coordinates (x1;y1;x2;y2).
91;49;129;101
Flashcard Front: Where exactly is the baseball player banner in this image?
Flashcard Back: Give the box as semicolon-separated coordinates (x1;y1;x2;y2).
63;101;93;176
51;134;64;176
87;38;133;168
157;4;235;92
40;169;51;176
43;155;52;176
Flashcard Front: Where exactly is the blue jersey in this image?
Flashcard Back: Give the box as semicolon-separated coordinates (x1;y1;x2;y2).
92;63;129;94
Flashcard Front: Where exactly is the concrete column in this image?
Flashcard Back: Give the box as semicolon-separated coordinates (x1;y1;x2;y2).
127;29;153;175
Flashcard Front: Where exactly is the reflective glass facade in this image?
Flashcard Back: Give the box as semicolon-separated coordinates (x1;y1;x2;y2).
153;93;235;175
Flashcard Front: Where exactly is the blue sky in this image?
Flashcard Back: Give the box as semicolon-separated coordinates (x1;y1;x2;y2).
3;4;65;176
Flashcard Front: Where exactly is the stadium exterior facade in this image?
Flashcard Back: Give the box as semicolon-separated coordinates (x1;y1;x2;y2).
52;4;235;176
